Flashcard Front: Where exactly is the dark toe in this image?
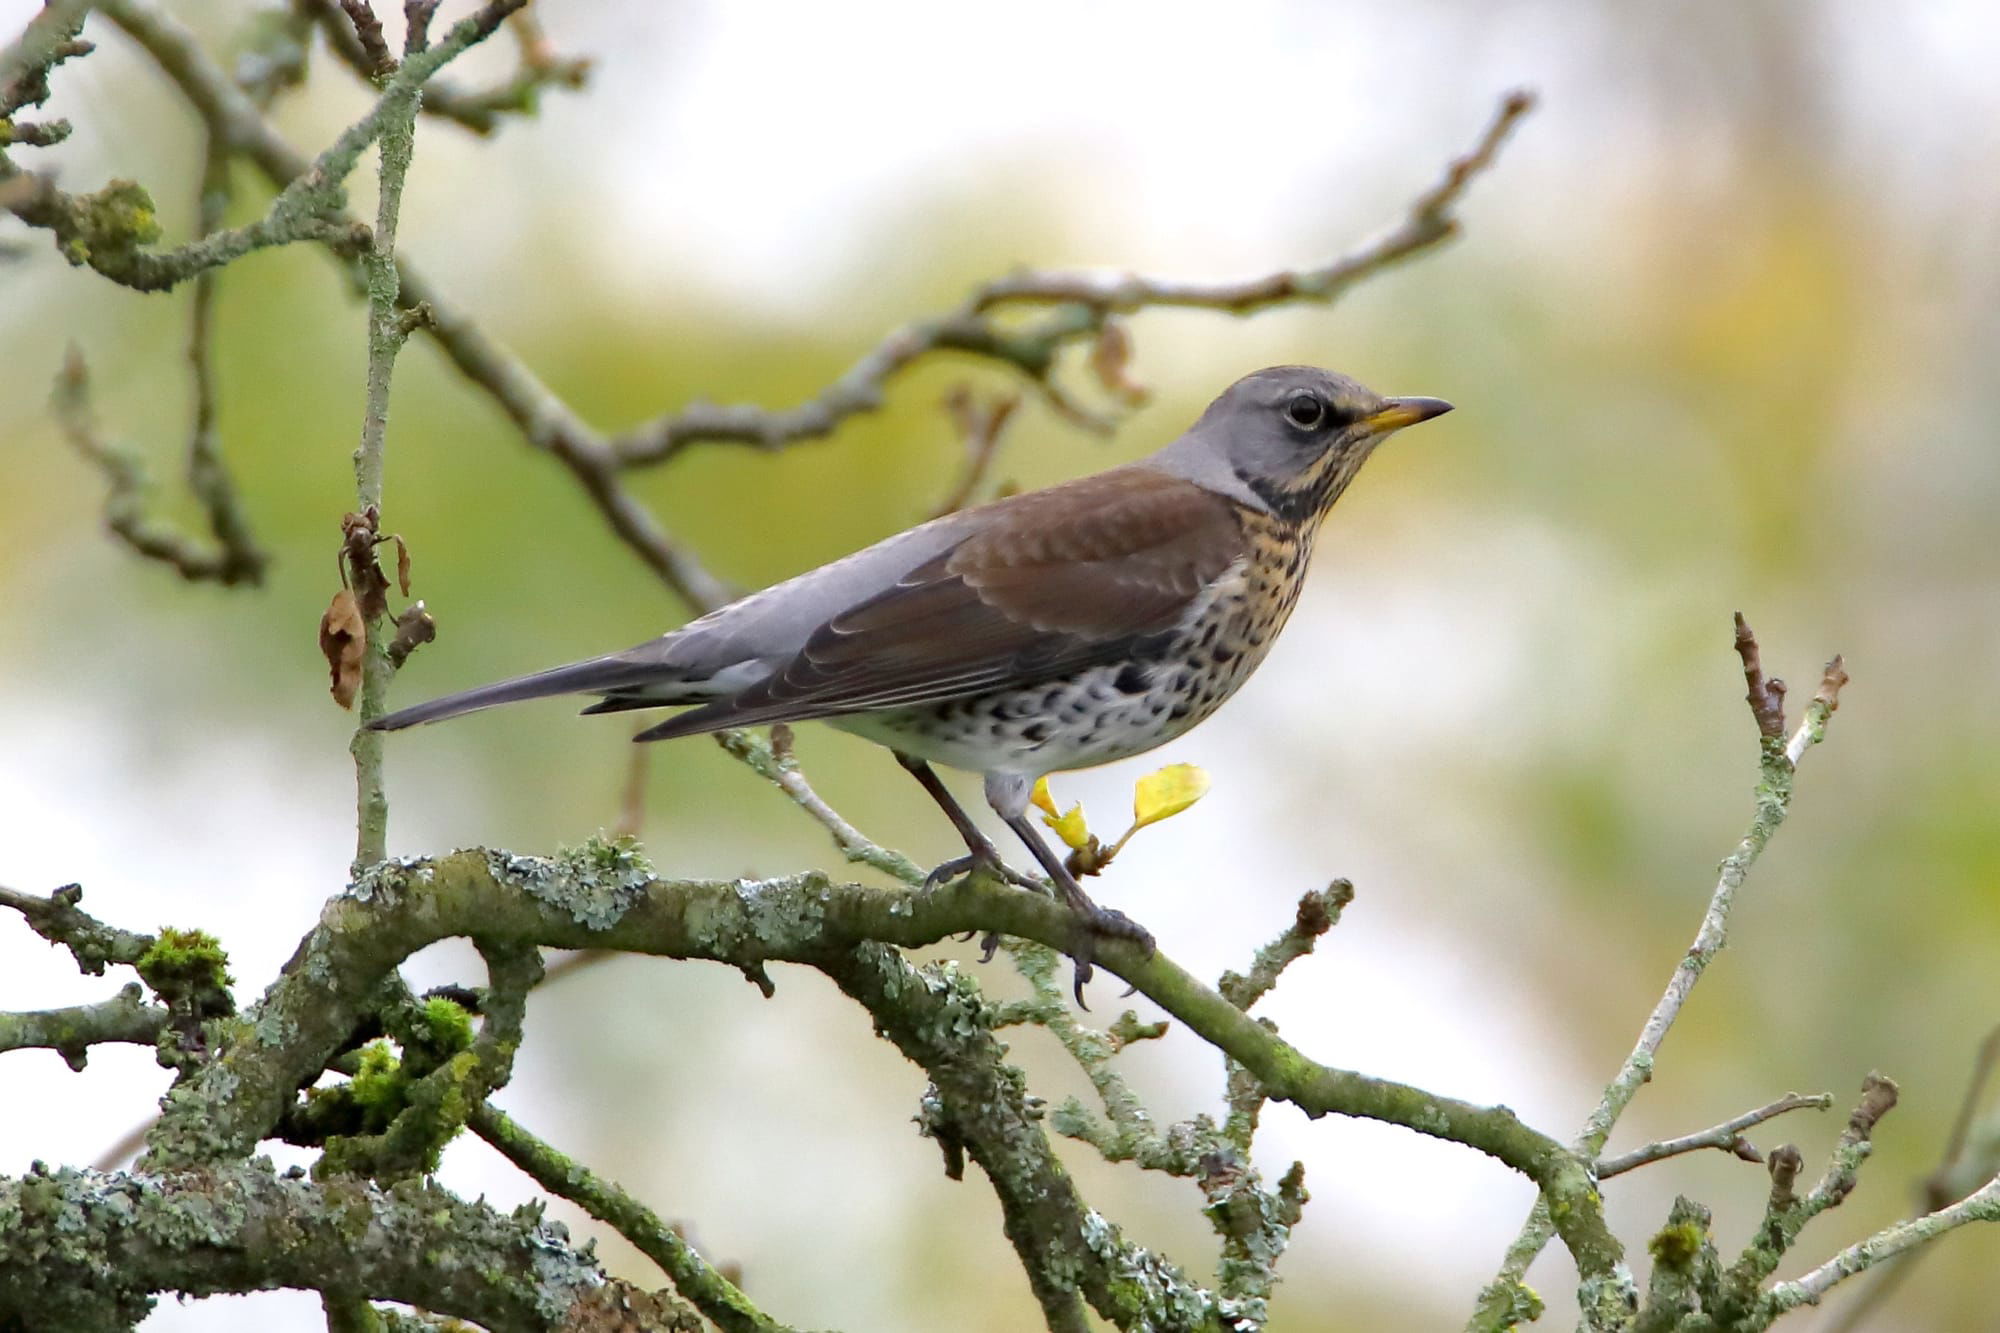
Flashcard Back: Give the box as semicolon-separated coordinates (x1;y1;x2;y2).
1070;956;1096;1008
1084;906;1154;954
923;854;979;893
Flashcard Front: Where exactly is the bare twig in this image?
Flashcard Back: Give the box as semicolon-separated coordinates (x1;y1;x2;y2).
1824;1023;2000;1331
1764;1172;2000;1316
184;139;270;584
121;0;723;603
1472;619;1848;1329
336;0;392;77
0;985;166;1068
53;349;265;584
607;90;1537;467
469;1103;765;1332
348;1;533;866
304;0;590;135
1734;611;1787;738
1785;654;1848;766
712;726;927;885
930;386;1021;517
1596;1092;1833;1180
1218;881;1352;1013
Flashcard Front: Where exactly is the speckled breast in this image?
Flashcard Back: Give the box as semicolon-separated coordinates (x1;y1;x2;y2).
839;513;1316;777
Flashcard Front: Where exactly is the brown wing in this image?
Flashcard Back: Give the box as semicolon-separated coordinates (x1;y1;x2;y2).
635;466;1245;740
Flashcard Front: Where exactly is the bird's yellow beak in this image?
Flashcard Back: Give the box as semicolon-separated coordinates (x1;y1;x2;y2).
1363;397;1454;433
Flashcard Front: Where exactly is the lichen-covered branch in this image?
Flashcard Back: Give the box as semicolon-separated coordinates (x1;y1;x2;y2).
1472;626;1850;1326
1763;1171;2000;1317
716;725;927;884
0;881;155;975
105;846;1625;1309
4;0;520;292
470;1101;782;1333
0;1158;697;1331
1596;1092;1834;1180
302;0;591;135
0;984;165;1068
0;0;93;93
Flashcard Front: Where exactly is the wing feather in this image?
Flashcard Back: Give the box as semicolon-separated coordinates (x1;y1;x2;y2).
635;467;1243;741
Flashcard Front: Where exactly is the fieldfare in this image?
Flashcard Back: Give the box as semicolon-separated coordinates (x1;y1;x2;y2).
372;365;1451;995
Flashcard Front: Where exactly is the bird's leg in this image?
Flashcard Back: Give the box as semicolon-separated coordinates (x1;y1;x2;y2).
986;773;1154;1004
893;753;1033;893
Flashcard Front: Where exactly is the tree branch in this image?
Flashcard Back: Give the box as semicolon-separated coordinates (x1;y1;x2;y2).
0;881;154;975
1472;624;1849;1326
470;1101;777;1333
0;1158;698;1331
106;846;1626;1311
1596;1093;1834;1180
302;0;591;135
608;90;1537;468
0;984;165;1069
1763;1172;2000;1316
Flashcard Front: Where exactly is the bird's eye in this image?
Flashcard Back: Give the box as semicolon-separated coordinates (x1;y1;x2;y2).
1284;393;1327;431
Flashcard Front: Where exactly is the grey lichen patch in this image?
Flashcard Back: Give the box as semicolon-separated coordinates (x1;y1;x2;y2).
915;961;996;1043
726;871;834;954
347;858;426;906
486;838;652;931
1078;1208;1250;1332
1;1158;626;1330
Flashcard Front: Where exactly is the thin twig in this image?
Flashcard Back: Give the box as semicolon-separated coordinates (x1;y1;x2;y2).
52;349;263;584
929;386;1021;517
469;1102;767;1331
1472;620;1849;1328
1596;1092;1833;1179
1764;1173;2000;1316
0;0;92;96
183;138;269;584
1824;1022;2000;1331
304;0;590;135
712;726;927;885
608;90;1538;467
1734;610;1787;739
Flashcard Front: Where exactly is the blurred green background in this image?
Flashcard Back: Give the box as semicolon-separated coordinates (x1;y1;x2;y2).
3;1;1997;1329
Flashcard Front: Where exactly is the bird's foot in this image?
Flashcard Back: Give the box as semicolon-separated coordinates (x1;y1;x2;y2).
921;851;1039;955
1061;903;1155;1008
921;851;1041;895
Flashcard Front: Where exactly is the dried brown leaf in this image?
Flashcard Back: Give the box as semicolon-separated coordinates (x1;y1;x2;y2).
386;600;435;668
319;588;366;709
1089;319;1149;406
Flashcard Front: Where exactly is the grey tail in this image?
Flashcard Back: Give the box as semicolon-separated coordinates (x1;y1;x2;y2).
368;654;663;731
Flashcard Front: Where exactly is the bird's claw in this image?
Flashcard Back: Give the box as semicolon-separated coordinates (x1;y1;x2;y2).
1064;904;1155;1008
922;853;982;895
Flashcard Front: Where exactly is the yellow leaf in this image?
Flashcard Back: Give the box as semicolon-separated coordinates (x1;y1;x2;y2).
1030;776;1059;819
1131;763;1211;831
1044;802;1091;852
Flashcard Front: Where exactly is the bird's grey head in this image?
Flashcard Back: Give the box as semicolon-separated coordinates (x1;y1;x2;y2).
1152;366;1452;522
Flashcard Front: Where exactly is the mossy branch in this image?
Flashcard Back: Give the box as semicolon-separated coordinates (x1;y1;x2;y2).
0;1158;699;1332
118;847;1626;1305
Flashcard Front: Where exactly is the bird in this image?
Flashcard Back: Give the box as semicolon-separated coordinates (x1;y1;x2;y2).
371;365;1451;997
